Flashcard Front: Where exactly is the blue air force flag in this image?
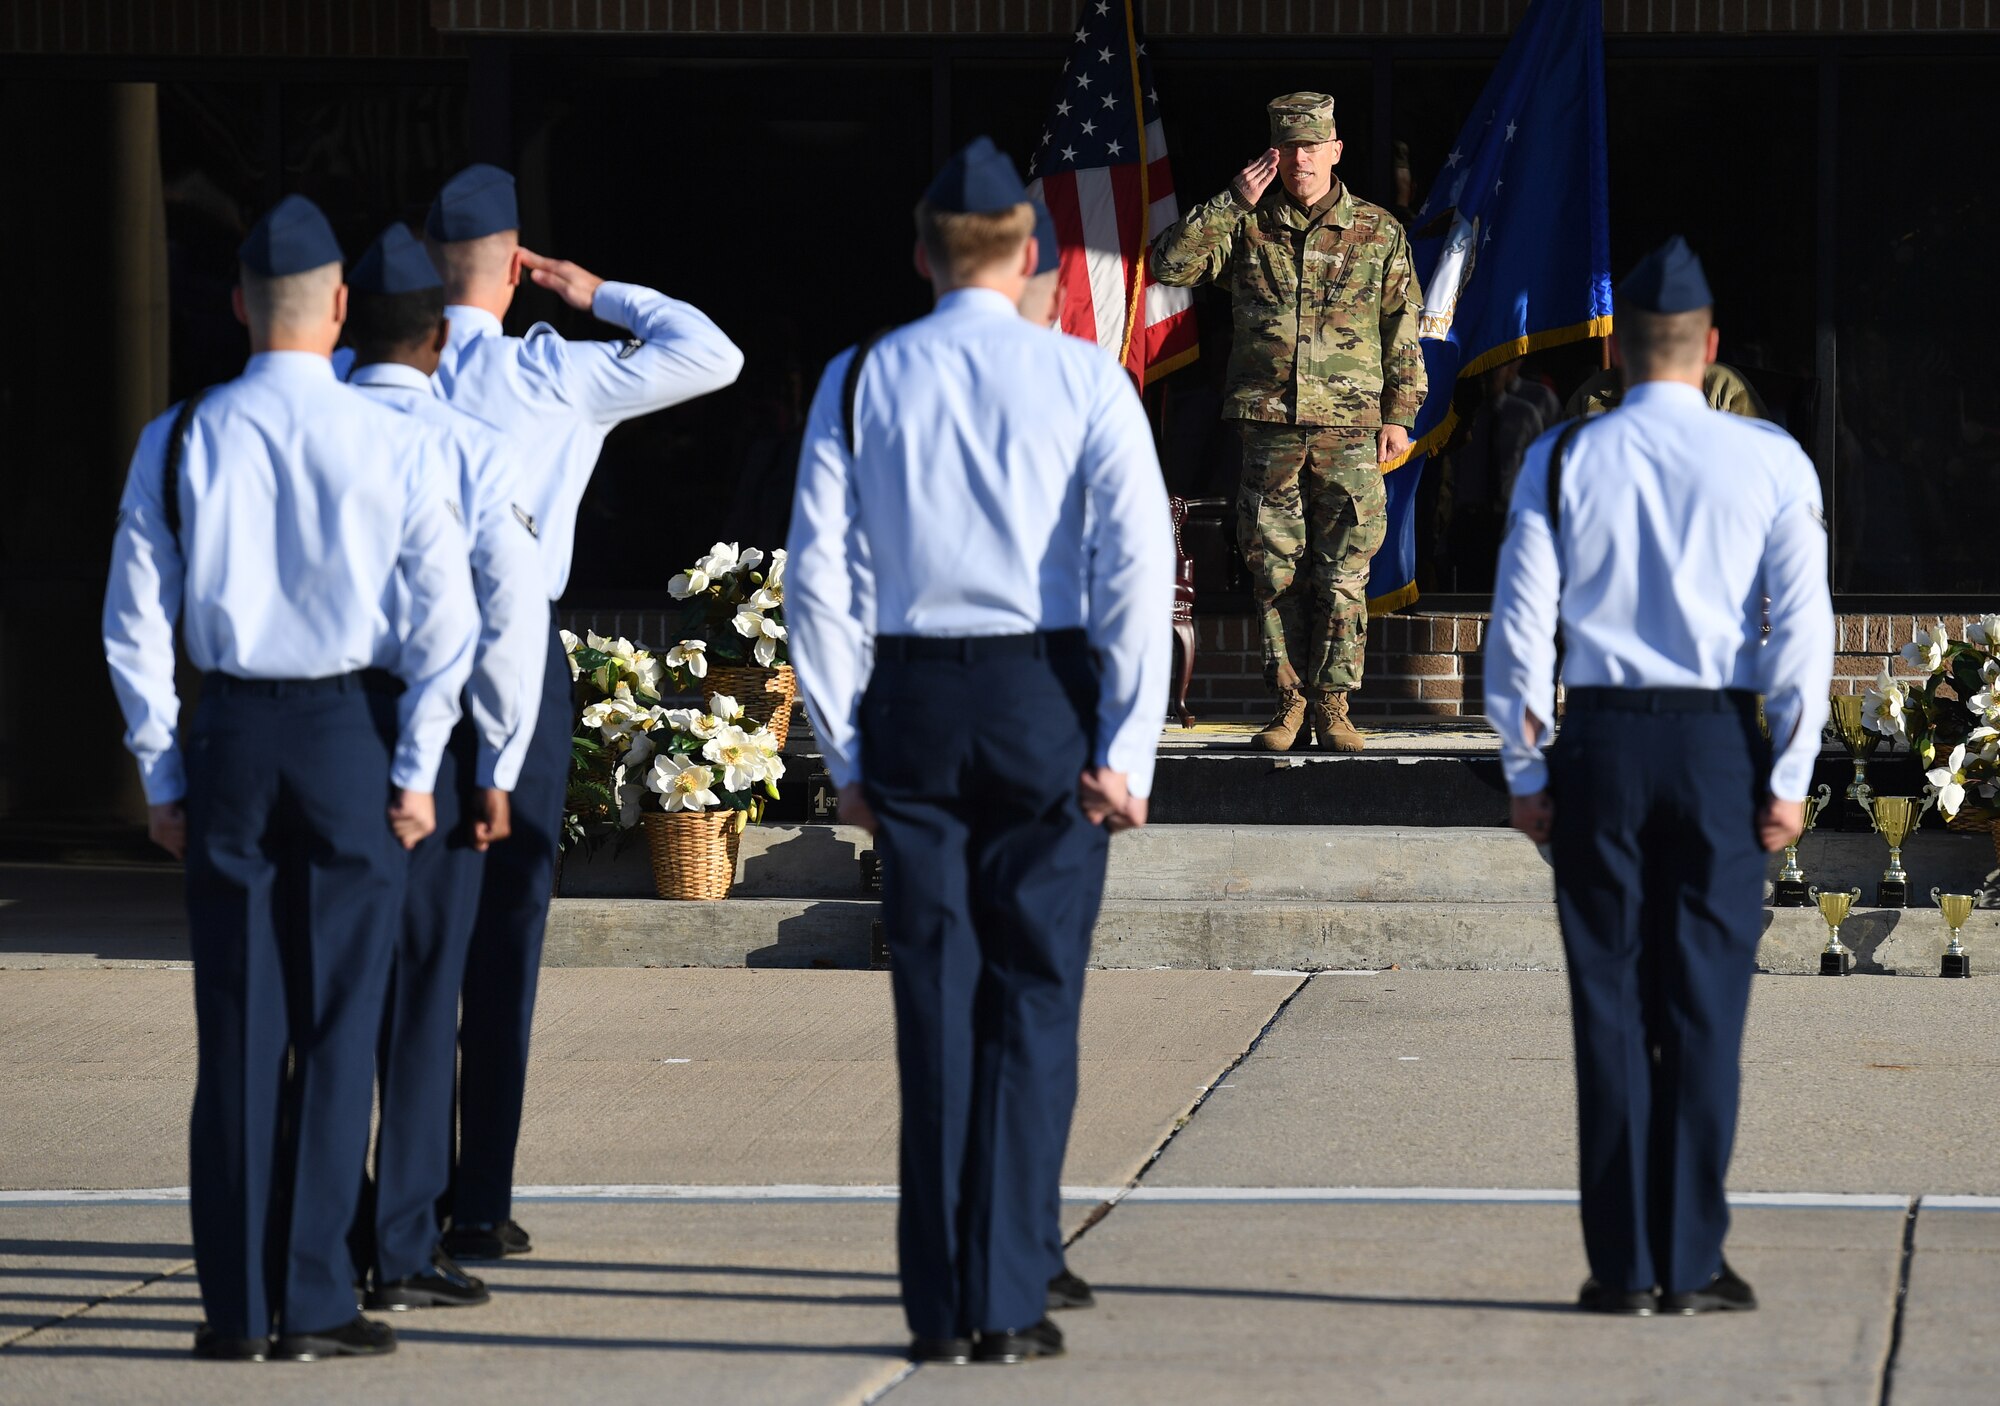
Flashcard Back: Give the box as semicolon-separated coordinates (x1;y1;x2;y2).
1366;0;1613;611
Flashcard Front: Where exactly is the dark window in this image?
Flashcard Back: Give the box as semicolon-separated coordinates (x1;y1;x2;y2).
1834;59;2000;595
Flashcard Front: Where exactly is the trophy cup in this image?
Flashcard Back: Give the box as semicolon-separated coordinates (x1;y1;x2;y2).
1810;886;1862;975
1861;793;1933;908
1931;888;1978;979
1828;694;1881;832
1773;783;1835;908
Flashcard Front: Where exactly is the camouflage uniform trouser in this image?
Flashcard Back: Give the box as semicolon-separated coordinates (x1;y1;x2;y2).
1236;422;1388;692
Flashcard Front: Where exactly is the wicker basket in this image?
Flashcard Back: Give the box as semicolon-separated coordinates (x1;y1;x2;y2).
641;810;737;900
706;664;798;750
1944;809;2000;870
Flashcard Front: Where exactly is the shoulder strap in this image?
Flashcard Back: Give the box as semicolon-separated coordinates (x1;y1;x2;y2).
161;390;207;542
841;329;893;457
1546;416;1588;535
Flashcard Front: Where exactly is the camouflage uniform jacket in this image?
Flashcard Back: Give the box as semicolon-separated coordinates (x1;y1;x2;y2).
1149;179;1427;429
1563;363;1770;422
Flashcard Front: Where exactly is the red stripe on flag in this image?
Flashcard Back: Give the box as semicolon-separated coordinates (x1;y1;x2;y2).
1040;172;1101;349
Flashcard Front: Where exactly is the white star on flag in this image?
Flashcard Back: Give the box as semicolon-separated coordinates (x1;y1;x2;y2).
1076;72;1093;89
1101;93;1118;109
1094;0;1109;11
1097;46;1115;62
1080;119;1097;135
1106;139;1123;156
1074;26;1089;41
1060;144;1078;162
1056;100;1072;116
1042;129;1053;145
1445;147;1464;167
1506;120;1519;141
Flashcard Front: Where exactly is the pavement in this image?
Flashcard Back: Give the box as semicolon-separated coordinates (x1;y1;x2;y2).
4;966;1998;1403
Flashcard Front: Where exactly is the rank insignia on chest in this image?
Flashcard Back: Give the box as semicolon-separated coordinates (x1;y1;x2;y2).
617;338;643;360
512;503;538;538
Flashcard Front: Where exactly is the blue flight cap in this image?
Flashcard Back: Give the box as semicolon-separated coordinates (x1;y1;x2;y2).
924;136;1028;215
349;223;443;296
238;195;343;277
426;163;519;242
1030;200;1061;275
1617;235;1712;314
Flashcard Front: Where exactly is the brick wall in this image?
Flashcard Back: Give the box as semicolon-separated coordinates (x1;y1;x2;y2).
8;0;1998;54
427;0;2000;36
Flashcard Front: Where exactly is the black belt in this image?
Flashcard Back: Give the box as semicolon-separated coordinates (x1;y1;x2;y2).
875;629;1089;665
203;668;404;699
1565;687;1756;715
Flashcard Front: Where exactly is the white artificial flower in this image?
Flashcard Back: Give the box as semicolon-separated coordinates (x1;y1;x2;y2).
1928;743;1972;819
1902;621;1949;674
580;683;646;739
665;639;710;679
658;708;703;734
1967;615;2000;649
744;586;782;613
1861;669;1908;741
559;629;583;682
739;547;766;574
732;607;788;667
695;542;748;580
669;569;709;599
646;754;720;812
764;549;786;591
708;694;744;723
623;730;657;771
703;724;772;792
630;651;664;696
612;761;646;828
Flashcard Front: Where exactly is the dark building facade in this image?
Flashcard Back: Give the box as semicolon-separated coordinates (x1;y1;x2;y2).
4;1;1996;822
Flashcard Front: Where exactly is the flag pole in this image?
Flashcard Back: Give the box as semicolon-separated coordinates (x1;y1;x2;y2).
1119;0;1149;385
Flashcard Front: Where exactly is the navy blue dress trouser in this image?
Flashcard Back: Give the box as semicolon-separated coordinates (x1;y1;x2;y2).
183;673;404;1338
862;634;1110;1340
452;619;574;1227
360;714;484;1282
1548;689;1769;1297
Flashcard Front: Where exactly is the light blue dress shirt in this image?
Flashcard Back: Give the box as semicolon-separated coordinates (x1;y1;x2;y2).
348;360;547;792
103;352;480;804
786;287;1175;797
1485;379;1835;800
432;283;745;601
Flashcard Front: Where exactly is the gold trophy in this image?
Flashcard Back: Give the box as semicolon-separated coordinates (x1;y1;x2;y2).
1773;783;1835;908
1810;886;1862;976
1828;694;1881;832
1860;793;1933;909
1930;888;1979;979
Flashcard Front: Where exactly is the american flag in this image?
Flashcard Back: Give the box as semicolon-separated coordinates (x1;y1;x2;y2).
1027;0;1198;388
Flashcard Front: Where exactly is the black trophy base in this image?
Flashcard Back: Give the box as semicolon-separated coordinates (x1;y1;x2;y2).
1820;949;1854;976
1876;879;1909;909
1773;880;1810;908
1942;951;1972;979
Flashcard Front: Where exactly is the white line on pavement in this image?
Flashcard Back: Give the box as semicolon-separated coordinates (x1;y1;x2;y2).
0;1185;1929;1209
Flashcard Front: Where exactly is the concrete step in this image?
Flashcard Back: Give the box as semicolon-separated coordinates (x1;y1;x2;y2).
542;895;2000;977
560;823;2000;906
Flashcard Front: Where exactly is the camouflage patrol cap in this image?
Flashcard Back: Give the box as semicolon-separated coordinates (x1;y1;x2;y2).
1268;92;1336;146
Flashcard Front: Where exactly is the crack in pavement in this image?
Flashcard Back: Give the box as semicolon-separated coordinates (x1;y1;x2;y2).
0;1260;195;1351
866;970;1316;1402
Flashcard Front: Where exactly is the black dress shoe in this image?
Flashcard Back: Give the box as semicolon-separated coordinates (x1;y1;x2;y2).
908;1335;974;1364
1047;1266;1095;1311
1576;1278;1658;1316
1659;1262;1758;1315
269;1316;397;1361
974;1317;1065;1363
192;1324;269;1361
365;1249;491;1310
440;1218;532;1261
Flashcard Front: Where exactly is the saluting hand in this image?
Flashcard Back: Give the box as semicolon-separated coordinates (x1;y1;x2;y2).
471;788;512;852
518;248;605;312
389;789;437;851
1232;148;1280;207
148;802;187;861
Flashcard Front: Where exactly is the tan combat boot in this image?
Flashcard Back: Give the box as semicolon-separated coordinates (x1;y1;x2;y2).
1252;687;1311;752
1310;688;1366;753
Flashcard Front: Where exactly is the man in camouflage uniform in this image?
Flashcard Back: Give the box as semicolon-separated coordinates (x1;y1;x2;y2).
1151;93;1426;752
1564;361;1769;421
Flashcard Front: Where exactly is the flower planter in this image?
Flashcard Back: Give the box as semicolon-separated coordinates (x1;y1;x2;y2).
706;664;798;751
642;810;737;900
